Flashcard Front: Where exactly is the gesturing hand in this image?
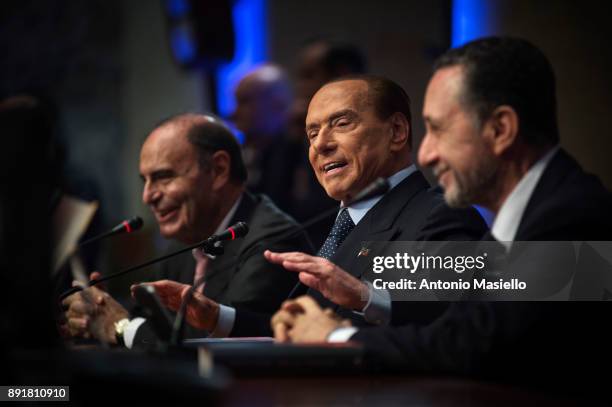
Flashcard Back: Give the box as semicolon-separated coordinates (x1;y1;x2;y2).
132;280;220;332
265;250;369;310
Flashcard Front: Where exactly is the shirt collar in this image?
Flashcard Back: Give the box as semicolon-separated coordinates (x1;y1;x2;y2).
491;146;559;249
193;194;243;261
342;165;417;225
215;194;242;234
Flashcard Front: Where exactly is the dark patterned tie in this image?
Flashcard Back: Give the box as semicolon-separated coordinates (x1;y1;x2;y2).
317;208;355;260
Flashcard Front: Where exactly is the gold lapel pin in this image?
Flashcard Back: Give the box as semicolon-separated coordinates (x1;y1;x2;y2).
358;247;370;257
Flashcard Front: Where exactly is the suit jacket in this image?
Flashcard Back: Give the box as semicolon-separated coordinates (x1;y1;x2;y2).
352;149;612;384
133;192;313;344
231;170;487;336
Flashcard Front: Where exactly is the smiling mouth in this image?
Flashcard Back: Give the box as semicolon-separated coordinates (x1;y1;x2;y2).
436;169;453;188
157;208;178;222
322;161;347;174
433;165;449;179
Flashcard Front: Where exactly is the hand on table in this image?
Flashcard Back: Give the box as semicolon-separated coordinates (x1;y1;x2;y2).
62;272;128;344
270;295;352;343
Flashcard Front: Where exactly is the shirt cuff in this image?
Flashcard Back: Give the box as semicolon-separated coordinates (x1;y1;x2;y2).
124;317;146;349
208;304;236;338
327;327;359;343
359;281;391;325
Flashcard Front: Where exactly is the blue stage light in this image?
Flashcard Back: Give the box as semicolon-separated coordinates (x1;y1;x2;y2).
166;0;190;19
215;0;267;124
451;0;488;47
169;24;196;64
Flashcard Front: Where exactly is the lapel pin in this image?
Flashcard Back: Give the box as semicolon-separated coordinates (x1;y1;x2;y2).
358;247;370;257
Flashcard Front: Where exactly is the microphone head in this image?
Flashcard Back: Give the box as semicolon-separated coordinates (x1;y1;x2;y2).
127;216;144;232
204;222;249;245
112;216;144;234
229;222;249;239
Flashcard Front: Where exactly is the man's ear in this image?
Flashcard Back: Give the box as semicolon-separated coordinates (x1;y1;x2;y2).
210;150;232;191
388;112;410;152
485;105;519;156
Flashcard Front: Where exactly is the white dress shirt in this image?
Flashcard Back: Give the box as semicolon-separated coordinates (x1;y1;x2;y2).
491;146;559;250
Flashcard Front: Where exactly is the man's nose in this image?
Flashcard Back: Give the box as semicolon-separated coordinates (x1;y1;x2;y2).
311;129;336;155
418;133;438;168
142;183;161;206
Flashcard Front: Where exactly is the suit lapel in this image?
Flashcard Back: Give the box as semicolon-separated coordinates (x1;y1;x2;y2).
160;243;197;285
333;171;430;278
515;149;575;240
202;241;240;300
176;251;196;284
201;193;257;301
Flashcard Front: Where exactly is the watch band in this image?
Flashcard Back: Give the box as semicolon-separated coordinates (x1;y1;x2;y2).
114;318;131;347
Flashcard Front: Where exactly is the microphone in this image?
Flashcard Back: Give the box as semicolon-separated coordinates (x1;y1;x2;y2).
79;216;144;248
198;222;249;256
206;221;249;244
59;222;250;301
112;216;144;234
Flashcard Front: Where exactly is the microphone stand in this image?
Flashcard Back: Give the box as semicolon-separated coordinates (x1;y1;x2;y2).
59;235;224;301
79;217;144;248
170;274;207;347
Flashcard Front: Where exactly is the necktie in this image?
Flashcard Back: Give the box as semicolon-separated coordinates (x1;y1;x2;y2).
192;248;210;294
317;208;355;260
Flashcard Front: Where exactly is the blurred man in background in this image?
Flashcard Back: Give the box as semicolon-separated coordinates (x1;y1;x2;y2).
230;64;303;215
295;39;367;105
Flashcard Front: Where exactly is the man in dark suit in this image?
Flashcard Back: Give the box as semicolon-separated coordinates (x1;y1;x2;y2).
63;114;310;347
273;37;612;383
150;76;486;338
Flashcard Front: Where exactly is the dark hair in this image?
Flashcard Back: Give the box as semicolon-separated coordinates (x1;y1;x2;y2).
328;74;413;148
154;113;247;184
322;42;367;76
434;37;559;146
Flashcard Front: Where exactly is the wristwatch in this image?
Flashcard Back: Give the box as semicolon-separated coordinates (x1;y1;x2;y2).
114;318;131;347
